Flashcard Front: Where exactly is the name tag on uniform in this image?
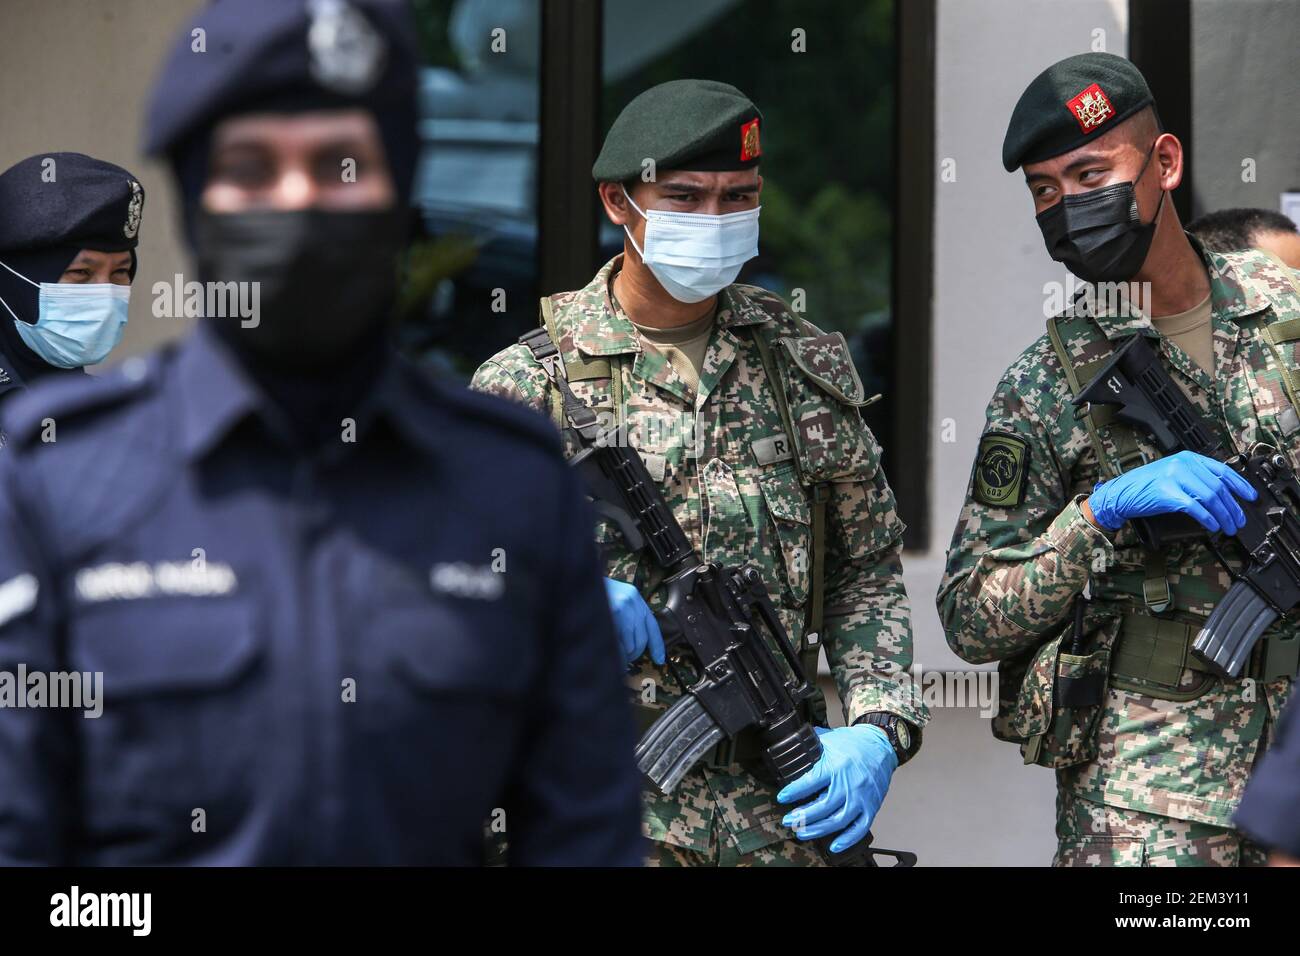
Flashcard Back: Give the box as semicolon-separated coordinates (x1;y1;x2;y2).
640;451;667;483
430;562;505;600
751;434;794;467
74;561;238;603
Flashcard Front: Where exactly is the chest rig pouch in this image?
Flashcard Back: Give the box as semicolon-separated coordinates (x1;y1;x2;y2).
992;595;1119;768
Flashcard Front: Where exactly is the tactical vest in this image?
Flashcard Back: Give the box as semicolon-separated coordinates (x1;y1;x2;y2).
523;293;877;763
1046;252;1300;694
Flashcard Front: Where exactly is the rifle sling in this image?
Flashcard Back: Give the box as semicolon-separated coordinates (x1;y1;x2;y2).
749;328;827;689
1046;317;1170;614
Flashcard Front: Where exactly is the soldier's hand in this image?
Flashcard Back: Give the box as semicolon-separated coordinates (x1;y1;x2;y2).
776;725;897;854
1086;450;1257;534
603;577;666;666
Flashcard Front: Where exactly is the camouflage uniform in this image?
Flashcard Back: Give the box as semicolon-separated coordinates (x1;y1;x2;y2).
473;255;928;864
938;245;1299;865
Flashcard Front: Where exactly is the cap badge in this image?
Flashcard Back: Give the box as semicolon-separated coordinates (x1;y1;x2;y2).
123;180;144;240
1066;83;1115;134
740;117;761;162
306;0;387;97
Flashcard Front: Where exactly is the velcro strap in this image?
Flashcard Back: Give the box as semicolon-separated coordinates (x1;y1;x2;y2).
566;356;612;382
1141;552;1172;614
1264;317;1300;344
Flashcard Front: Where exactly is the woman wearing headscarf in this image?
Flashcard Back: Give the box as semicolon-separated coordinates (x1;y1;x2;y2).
0;152;144;420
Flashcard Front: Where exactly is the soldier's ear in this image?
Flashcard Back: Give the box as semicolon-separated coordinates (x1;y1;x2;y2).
597;181;634;227
1153;132;1184;193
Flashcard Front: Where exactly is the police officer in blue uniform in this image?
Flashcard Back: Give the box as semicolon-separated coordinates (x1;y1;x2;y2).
0;0;643;866
1235;697;1300;865
0;153;144;425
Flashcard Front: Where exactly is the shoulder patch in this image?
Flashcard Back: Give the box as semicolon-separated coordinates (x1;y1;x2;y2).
0;359;155;449
973;432;1030;508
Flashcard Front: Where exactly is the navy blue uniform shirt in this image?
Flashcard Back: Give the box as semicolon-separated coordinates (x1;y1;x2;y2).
1235;694;1300;858
0;324;643;865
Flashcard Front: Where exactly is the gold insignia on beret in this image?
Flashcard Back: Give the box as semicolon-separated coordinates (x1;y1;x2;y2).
1066;83;1115;134
740;117;761;162
123;180;143;240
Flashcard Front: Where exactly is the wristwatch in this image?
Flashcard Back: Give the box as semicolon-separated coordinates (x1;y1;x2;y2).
855;712;921;766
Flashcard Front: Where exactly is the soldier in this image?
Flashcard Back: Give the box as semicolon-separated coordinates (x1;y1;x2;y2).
472;79;927;866
938;53;1298;866
0;153;144;430
1187;207;1300;270
0;0;643;865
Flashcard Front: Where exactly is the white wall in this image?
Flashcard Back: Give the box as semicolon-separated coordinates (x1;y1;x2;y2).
876;0;1129;866
1191;0;1300;217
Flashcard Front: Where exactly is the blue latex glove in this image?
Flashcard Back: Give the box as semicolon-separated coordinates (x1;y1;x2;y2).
1087;450;1257;535
603;577;666;666
776;724;897;855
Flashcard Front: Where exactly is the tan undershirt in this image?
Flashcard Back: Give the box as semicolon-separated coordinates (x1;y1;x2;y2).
1151;292;1213;373
631;310;716;394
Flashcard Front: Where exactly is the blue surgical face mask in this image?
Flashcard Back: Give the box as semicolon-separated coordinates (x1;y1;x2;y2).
622;187;760;303
0;259;130;368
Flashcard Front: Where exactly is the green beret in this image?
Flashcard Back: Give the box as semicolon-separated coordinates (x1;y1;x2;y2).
592;79;762;182
1002;52;1154;172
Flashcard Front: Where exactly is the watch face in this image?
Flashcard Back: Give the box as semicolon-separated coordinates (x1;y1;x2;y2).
895;721;911;753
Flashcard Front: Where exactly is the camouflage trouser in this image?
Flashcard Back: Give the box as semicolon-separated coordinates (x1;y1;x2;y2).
1054;789;1267;867
647;830;826;867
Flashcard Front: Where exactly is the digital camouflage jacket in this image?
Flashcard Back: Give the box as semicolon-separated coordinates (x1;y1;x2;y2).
473;256;927;855
938;246;1300;827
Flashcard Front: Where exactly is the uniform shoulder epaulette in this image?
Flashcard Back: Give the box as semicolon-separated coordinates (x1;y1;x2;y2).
731;283;804;335
417;366;562;456
0;356;158;450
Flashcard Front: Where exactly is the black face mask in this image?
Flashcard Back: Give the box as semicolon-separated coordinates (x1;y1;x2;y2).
1035;143;1167;284
193;207;410;370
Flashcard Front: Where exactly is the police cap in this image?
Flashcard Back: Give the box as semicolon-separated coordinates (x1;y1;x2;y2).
142;0;420;200
0;153;144;255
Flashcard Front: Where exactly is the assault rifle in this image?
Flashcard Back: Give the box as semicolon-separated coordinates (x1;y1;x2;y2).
1075;333;1300;677
571;424;915;867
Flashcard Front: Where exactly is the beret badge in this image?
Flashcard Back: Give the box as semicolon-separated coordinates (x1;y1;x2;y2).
123;180;144;240
1066;83;1115;134
306;0;387;97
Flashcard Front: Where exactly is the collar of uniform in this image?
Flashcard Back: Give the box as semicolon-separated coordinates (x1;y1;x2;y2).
570;255;770;358
366;357;445;461
1083;233;1270;341
1197;233;1274;323
175;322;272;461
175;323;434;463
